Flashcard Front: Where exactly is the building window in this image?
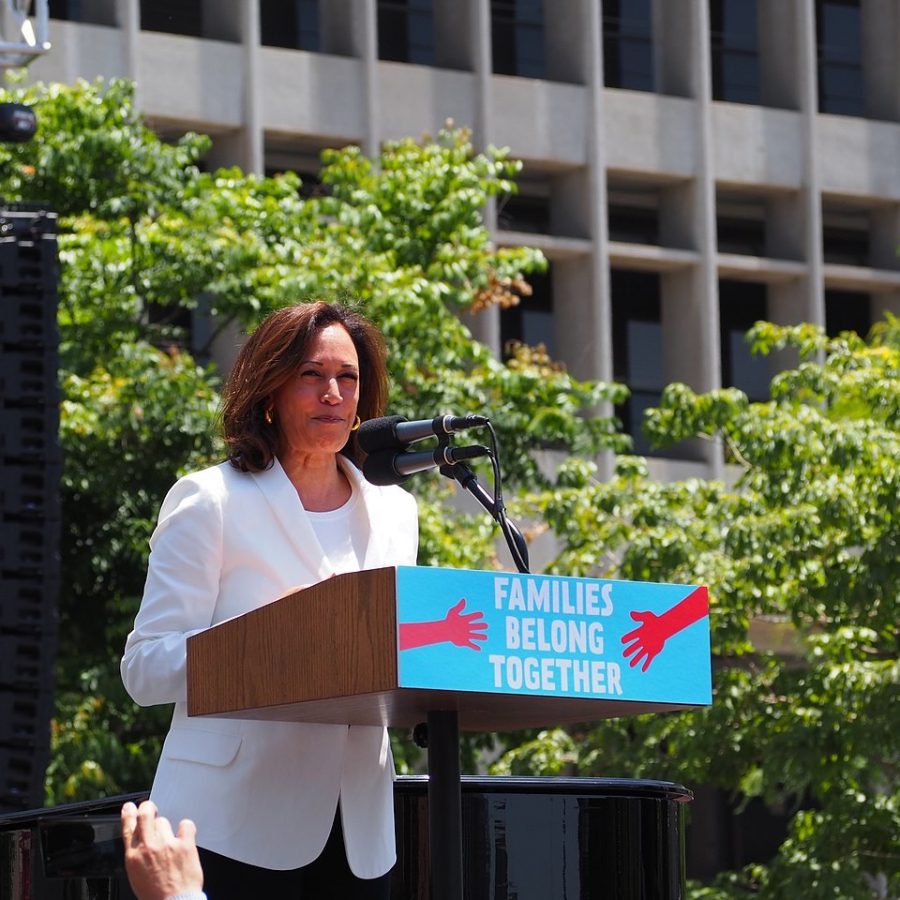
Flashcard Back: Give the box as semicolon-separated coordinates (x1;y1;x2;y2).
710;0;760;104
717;195;766;256
378;0;435;64
822;207;870;266
140;0;203;37
719;280;769;401
260;0;320;51
603;0;654;91
500;267;555;357
492;0;545;79
49;0;75;18
825;290;871;337
816;0;865;116
608;183;660;244
48;0;114;25
497;181;551;235
611;270;663;454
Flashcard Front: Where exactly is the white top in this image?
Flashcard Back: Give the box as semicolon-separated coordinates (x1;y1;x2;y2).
305;484;366;574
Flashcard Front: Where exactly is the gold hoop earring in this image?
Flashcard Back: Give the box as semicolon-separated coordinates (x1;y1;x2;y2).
351;415;361;431
264;408;273;425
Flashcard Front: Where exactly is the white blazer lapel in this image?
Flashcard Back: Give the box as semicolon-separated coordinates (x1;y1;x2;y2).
341;458;394;570
250;457;335;581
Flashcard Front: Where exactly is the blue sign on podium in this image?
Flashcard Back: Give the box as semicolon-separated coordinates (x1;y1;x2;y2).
396;567;711;708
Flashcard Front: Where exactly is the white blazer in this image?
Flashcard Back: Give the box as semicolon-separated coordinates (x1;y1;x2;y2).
120;456;418;875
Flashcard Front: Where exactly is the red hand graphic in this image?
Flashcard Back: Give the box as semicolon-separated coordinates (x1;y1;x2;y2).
399;598;488;651
621;585;709;672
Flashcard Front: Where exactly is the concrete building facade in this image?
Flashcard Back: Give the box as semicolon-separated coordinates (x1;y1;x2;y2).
29;0;900;480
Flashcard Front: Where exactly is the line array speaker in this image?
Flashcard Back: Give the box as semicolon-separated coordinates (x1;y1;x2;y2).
0;206;60;813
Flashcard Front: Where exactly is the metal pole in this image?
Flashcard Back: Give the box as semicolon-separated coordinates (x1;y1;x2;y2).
427;709;463;900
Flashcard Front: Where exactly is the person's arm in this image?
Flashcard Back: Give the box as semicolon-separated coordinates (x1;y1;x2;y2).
121;475;224;706
120;801;205;900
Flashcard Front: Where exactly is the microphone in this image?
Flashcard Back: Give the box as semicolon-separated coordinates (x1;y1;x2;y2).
362;444;491;486
358;413;489;453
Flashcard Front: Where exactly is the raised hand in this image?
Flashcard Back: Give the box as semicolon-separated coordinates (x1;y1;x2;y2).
121;800;204;900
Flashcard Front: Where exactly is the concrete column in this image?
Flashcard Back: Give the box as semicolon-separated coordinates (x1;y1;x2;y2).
861;0;900;122
766;190;811;369
799;0;825;330
240;0;264;175
465;0;501;354
318;0;377;152
587;0;614;479
583;0;612;385
545;0;590;86
869;205;900;270
199;0;262;175
117;0;140;92
758;0;803;110
360;0;380;156
658;0;721;471
655;0;699;98
203;0;242;42
434;0;476;70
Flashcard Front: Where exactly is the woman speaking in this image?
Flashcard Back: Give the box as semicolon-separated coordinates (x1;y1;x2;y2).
121;301;418;898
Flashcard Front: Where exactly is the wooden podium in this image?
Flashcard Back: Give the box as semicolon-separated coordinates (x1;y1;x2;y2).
187;565;711;900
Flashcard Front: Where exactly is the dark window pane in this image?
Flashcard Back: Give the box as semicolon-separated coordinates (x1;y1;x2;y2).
821;2;862;61
604;0;654;91
608;203;659;244
822;224;869;266
817;0;864;115
611;270;663;453
717;217;766;256
140;0;202;37
711;0;760;103
497;193;551;234
618;39;654;91
825;290;871;337
49;0;74;19
723;0;755;45
492;0;545;78
501;268;555;356
261;0;320;51
820;65;865;114
719;53;760;103
378;0;435;64
719;280;769;400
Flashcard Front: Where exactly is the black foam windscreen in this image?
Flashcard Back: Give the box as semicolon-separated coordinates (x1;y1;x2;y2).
361;449;410;486
357;414;407;453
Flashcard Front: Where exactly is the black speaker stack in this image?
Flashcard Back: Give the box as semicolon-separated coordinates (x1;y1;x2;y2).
0;206;61;813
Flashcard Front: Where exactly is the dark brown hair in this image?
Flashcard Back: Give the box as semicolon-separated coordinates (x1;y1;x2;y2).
222;301;389;472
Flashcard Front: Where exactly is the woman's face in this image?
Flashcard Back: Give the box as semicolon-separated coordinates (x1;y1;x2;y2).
271;323;361;460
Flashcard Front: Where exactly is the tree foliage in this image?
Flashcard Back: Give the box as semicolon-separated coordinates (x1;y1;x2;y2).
1;78;896;897
504;322;899;899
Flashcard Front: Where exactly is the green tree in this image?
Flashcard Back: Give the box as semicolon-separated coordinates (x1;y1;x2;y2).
499;321;899;899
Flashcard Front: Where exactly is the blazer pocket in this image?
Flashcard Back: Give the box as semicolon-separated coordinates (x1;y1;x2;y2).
162;727;243;767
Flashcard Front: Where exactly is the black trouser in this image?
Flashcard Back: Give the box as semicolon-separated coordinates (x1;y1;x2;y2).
197;808;393;900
